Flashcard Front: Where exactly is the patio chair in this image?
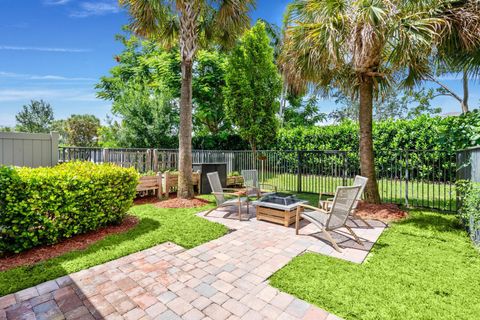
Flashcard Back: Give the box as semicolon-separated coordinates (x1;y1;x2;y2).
204;172;250;221
296;185;362;252
241;169;277;198
320;175;372;228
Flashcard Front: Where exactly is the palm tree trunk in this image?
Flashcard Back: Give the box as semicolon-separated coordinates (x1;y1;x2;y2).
178;59;194;199
358;76;381;204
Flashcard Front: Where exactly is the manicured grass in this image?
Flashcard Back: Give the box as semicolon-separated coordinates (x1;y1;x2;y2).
262;173;456;211
269;210;480;320
0;201;227;296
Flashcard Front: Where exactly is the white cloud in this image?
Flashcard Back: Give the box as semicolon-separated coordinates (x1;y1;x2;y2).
0;45;91;53
70;1;120;18
0;89;98;102
44;0;71;5
0;71;95;81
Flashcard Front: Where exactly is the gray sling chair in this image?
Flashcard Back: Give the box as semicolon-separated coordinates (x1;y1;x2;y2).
320;175;371;228
241;169;277;198
204;172;250;221
295;185;362;252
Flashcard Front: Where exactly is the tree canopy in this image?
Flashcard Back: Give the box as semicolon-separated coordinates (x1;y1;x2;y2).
224;21;282;152
15;100;54;133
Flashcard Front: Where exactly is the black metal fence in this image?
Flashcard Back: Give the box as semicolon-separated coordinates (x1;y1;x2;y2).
58;147;458;212
456;146;480;244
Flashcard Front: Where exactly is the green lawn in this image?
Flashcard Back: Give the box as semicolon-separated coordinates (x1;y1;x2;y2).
0;200;227;296
261;173;456;211
269;210;480;320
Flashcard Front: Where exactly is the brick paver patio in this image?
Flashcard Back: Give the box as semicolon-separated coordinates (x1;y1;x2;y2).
0;206;386;320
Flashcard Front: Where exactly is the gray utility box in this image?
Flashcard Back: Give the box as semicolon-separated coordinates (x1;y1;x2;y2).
193;163;227;194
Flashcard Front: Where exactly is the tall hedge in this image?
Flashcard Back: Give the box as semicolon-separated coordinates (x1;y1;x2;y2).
0;162;138;254
273;112;480;152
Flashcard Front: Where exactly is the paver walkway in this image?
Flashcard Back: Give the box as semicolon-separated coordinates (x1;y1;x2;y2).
0;207;386;320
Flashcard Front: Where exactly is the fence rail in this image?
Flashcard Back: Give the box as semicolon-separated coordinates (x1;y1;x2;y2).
58;147;458;212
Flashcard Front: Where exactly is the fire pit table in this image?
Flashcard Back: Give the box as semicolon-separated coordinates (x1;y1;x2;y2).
252;193;308;227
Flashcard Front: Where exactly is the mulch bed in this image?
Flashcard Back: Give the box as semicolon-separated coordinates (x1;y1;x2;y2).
0;215;139;272
355;201;408;222
134;194;211;208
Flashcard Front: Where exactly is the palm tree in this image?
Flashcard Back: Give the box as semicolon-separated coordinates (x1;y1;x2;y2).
281;0;480;203
119;0;254;199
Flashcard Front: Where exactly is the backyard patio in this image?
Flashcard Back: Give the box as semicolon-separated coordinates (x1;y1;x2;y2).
0;203;386;320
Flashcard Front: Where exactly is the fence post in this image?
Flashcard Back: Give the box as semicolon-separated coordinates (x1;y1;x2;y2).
153;149;159;172
146;149;152;172
405;151;409;207
342;151;347;186
102;148;109;163
297;151;303;193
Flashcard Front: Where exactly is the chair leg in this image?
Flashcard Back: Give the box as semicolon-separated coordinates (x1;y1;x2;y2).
295;207;301;235
323;230;342;252
345;226;364;246
238;200;242;221
204;206;218;217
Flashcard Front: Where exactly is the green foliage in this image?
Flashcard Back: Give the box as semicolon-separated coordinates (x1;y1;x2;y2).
0;201;227;295
456;180;480;244
15;99;54;133
193;50;231;135
192;132;249;150
283;94;327;128
275;112;480;152
224;21;282;151
0;162;138;254
96;35;180;148
270;210;480;320
64;114;101;147
330;87;442;123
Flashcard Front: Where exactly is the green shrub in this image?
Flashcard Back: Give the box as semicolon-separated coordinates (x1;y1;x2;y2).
0;162;139;254
228;171;241;177
456;180;480;245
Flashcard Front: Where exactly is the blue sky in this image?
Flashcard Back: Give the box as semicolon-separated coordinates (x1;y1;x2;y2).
0;0;477;127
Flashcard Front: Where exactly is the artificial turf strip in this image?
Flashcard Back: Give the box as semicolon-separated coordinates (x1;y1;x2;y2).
0;203;227;296
269;210;480;320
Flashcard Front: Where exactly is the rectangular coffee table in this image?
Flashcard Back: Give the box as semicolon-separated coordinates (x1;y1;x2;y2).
252;193;308;227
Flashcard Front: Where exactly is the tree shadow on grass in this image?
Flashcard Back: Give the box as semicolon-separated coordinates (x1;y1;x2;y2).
0;218;161;296
395;210;463;233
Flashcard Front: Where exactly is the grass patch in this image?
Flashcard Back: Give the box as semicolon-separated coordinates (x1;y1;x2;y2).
269;210;480;320
0;201;227;296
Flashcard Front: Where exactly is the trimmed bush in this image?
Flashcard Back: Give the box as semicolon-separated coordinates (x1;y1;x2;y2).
0;162;139;254
457;180;480;245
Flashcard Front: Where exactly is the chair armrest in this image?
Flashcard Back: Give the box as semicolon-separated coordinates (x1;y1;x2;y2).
297;203;329;213
212;191;241;197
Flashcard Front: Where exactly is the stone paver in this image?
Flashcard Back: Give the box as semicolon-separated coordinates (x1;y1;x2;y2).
0;206;385;319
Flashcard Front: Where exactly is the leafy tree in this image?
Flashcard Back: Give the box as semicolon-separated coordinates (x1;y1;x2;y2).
96;35;180;149
283;93;326;128
193;50;230;135
330;87;442;122
224;21;282;152
64;115;101;147
15;100;54;133
282;0;480;203
0;126;12;132
98;117;123;148
51;120;67;145
120;0;254;199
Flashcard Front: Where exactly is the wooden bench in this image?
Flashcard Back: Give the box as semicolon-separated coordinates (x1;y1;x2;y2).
137;174;162;199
